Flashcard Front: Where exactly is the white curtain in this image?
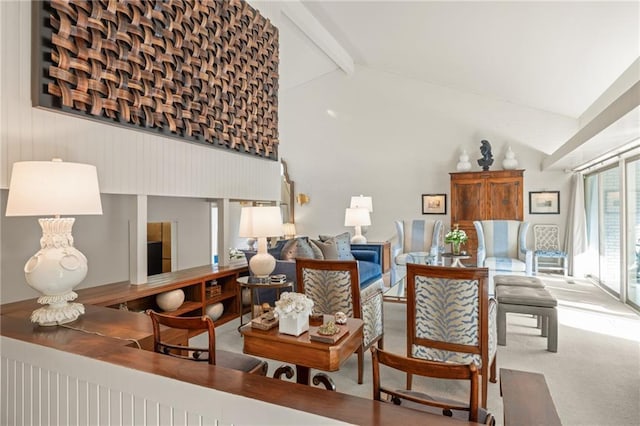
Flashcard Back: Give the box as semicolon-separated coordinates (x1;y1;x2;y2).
564;173;587;276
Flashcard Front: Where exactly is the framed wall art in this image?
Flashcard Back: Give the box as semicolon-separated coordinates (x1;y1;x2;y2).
529;191;560;214
422;194;446;215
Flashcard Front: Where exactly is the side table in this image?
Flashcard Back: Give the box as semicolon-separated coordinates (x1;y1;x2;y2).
441;253;471;267
236;276;293;330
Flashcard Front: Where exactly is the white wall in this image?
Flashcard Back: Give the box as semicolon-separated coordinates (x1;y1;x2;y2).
279;66;575;245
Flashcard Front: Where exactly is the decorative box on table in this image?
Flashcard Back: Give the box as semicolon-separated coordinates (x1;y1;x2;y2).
274;292;314;336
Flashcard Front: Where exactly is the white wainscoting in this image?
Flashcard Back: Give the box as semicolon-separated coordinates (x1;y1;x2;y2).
0;0;280;203
1;337;346;426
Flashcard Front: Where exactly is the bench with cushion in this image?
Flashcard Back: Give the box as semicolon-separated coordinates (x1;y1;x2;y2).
496;285;558;352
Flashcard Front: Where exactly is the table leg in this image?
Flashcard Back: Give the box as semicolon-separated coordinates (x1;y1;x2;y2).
452;258;465;267
273;365;335;391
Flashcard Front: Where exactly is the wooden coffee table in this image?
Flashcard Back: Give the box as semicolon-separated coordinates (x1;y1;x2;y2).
241;317;363;391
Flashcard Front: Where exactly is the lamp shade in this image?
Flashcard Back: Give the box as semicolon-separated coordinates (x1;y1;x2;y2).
344;207;371;227
350;195;373;212
238;206;283;238
282;222;297;237
5;159;103;216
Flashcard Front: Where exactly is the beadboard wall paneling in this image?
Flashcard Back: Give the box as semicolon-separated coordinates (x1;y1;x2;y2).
1;337;338;426
0;0;279;201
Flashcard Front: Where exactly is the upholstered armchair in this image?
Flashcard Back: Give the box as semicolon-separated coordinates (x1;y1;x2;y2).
296;258;384;384
405;264;497;409
474;220;533;277
391;219;443;286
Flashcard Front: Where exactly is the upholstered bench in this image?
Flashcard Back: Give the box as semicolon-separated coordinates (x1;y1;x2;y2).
496;285;558;352
494;275;545;288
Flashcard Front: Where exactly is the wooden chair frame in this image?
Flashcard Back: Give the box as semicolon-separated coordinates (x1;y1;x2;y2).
147;310;267;375
296;258;384;384
371;347;485;423
406;265;497;408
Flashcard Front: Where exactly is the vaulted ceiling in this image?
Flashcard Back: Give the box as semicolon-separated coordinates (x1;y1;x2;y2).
273;0;640;170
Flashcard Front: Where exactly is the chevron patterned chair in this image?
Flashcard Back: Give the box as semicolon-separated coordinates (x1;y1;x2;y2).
296;258;384;384
406;264;497;409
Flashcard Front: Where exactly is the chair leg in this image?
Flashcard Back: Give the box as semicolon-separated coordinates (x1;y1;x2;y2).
406;372;413;390
490;353;497;383
481;365;488;408
357;345;364;384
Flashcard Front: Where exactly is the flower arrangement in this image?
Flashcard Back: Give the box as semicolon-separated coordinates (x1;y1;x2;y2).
229;248;245;260
274;292;314;319
444;224;468;254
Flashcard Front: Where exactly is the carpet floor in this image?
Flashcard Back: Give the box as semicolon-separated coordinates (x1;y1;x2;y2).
208;274;640;425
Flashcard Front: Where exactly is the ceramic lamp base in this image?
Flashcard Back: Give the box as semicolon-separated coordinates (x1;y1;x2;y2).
30;292;85;326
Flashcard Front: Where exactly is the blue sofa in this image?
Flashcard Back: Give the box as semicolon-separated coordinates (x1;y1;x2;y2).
242;237;383;305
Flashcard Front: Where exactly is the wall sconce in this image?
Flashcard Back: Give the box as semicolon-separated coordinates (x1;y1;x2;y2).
296;193;310;205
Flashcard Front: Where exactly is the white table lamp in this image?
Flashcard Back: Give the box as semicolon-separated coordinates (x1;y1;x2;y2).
282;222;297;239
350;195;373;212
5;159;103;326
344;207;371;244
239;206;283;277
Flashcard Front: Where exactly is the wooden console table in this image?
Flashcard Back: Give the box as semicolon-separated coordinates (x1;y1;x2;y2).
500;368;561;425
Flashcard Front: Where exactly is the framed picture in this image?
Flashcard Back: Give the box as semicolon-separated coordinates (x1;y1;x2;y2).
529;191;560;214
422;194;446;215
605;191;620;214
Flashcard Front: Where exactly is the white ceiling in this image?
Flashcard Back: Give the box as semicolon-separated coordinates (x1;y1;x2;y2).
276;0;640;169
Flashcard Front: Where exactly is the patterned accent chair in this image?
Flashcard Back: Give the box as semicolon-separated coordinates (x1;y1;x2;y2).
533;224;568;276
391;219;443;285
474;220;533;280
296;258;384;384
406;264;497;409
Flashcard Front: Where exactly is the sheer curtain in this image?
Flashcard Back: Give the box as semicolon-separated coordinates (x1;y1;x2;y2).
564;173;588;277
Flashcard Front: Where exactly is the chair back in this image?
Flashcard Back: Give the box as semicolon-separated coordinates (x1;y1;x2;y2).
474;220;528;259
407;264;490;367
395;219;443;254
533;224;562;251
148;310;216;364
371;347;484;423
296;258;360;318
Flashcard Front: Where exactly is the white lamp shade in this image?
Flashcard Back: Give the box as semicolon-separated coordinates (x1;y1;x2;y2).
344;208;371;227
238;206;283;238
6;159;103;216
350;195;373;212
282;222;297;237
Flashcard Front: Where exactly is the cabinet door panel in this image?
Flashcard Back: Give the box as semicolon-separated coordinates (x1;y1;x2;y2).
451;182;483;222
487;180;522;220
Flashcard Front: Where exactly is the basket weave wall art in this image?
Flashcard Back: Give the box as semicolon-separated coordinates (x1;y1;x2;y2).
33;0;279;160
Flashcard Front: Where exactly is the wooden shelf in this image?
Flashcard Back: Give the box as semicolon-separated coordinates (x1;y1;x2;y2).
71;264;249;327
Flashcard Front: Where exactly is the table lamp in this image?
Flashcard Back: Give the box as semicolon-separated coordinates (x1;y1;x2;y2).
344;207;371;244
239;206;283;277
350;195;373;213
282;222;297;239
5;159;103;326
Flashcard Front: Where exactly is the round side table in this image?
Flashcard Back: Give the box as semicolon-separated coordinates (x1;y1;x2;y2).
236;276;293;330
441;253;471;268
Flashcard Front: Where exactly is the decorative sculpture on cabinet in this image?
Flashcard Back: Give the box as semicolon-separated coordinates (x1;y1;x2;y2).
477;140;494;171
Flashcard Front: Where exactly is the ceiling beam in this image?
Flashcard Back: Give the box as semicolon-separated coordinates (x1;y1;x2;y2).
542;81;640;171
281;2;355;76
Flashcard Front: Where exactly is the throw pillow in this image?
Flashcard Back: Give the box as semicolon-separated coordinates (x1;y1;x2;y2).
280;237;316;260
318;232;354;261
310;239;339;260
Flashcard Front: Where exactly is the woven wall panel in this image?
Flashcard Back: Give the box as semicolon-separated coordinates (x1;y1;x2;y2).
34;0;279;160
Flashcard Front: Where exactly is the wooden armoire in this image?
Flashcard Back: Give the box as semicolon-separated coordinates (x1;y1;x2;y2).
450;169;524;264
